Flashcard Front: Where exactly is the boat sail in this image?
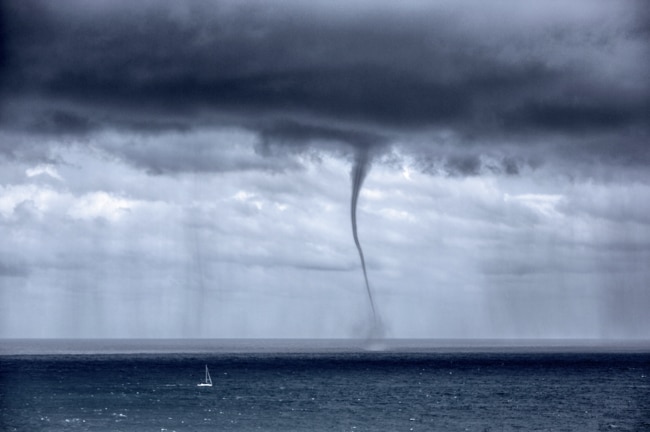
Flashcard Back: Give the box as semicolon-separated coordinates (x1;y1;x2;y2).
197;365;213;387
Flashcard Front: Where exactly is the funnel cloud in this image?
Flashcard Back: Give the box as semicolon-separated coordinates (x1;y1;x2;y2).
350;150;382;337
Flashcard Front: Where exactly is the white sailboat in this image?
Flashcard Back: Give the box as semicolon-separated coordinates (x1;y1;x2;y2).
197;365;213;387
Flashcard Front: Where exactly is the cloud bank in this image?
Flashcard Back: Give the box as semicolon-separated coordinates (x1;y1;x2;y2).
2;0;648;167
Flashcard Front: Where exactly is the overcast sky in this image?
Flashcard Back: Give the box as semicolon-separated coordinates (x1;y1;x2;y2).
1;0;649;339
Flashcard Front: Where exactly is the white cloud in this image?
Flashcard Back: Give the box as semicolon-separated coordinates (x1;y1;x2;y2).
0;184;63;218
67;191;138;221
505;193;564;218
26;164;64;181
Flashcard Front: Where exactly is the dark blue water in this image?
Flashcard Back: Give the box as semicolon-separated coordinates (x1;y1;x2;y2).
1;341;649;431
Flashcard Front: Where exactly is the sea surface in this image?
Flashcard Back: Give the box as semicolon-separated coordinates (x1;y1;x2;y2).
1;339;649;431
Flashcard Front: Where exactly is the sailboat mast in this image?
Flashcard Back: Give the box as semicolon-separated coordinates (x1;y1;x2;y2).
198;364;213;387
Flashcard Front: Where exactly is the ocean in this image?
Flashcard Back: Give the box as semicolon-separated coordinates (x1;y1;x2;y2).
1;339;649;431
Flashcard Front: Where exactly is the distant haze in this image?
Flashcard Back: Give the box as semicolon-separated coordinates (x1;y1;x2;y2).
0;0;649;339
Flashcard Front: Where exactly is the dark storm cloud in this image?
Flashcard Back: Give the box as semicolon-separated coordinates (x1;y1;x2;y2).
1;0;648;168
31;110;96;135
411;152;535;177
256;120;388;158
445;155;482;177
504;100;648;133
0;258;29;278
